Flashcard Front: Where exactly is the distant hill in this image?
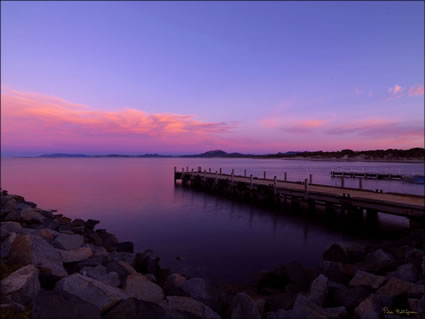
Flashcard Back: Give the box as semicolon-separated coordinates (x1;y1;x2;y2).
34;148;424;161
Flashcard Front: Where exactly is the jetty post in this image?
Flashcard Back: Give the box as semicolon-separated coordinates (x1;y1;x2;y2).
249;174;253;193
264;171;267;179
231;169;234;184
284;172;287;181
244;169;247;177
215;171;218;184
273;176;277;195
304;178;308;199
341;176;345;188
309;174;312;185
174;167;177;184
359;178;363;190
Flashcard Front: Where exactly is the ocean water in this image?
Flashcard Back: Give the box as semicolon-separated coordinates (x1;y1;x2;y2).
2;157;424;284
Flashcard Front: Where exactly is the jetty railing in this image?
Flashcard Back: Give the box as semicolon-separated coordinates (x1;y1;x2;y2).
174;167;425;229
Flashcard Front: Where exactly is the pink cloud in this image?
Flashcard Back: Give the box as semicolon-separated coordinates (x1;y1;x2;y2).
324;118;424;138
388;84;404;98
281;120;326;133
408;84;425;96
1;88;239;154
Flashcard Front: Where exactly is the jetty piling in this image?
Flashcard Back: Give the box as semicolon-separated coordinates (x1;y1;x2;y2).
174;167;425;228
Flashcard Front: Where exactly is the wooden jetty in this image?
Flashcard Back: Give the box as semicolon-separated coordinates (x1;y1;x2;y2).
331;171;404;180
174;167;425;228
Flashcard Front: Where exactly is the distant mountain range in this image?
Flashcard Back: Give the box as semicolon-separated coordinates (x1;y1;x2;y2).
34;148;424;160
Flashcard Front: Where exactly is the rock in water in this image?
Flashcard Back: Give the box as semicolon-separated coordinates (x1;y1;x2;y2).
0;264;40;305
124;273;164;304
231;292;261;319
161;296;221;319
363;249;395;273
376;277;424;297
31;289;101;319
103;297;166;319
56;273;129;313
8;233;68;278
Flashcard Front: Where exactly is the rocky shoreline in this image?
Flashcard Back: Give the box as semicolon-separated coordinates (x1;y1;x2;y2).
1;189;424;319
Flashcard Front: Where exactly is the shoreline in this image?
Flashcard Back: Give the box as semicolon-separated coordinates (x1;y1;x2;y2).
1;189;424;319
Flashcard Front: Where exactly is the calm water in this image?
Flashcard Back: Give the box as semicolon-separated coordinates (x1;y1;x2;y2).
1;158;424;284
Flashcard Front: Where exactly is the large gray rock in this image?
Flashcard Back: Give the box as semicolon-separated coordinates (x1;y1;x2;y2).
56;273;129;313
59;247;93;263
124;273;164;303
306;274;328;306
376;277;424;297
80;265;120;287
20;208;45;223
355;294;393;318
231;292;261;319
1;221;22;233
292;294;347;319
0;264;40;305
8;233;67;278
348;270;386;289
363;249;395;273
163;273;186;296
103;297;166;319
328;285;370;310
1;231;16;258
52;233;84;250
180;277;224;312
161;296;221;319
387;263;419;283
32;289;101;319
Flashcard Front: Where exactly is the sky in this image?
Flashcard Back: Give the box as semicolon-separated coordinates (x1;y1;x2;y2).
1;1;424;156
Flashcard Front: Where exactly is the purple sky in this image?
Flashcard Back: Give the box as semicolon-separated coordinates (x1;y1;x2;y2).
1;1;424;156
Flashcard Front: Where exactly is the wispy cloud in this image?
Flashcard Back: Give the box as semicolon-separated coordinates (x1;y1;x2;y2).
281;120;326;133
408;84;425;96
388;84;404;99
1;88;239;153
325;118;424;138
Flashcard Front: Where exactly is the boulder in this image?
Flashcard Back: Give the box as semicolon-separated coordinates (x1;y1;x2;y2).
56;273;129;313
264;293;293;312
20;208;45;223
52;233;84;250
72;255;109;273
95;229;118;251
376;277;424;297
292;294;347;319
124;273;164;304
180;277;225;313
387;263;419;283
39;228;57;241
1;221;22;233
31;289;101;319
319;261;345;284
363;249;395;273
86;244;110;259
60;247;93;263
103;297;166;319
231;292;261;319
327;285;370;309
106;259;134;283
85;219;100;230
110;251;135;265
354;294;393;318
80;265;120;287
1;231;16;258
0;264;40;305
8;233;67;278
322;243;349;263
348;270;386;289
161;296;221;319
306;274;328;306
163;273;186;296
116;241;134;253
134;250;160;276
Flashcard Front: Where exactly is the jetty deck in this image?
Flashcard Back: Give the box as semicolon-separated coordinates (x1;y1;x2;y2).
174;167;425;227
